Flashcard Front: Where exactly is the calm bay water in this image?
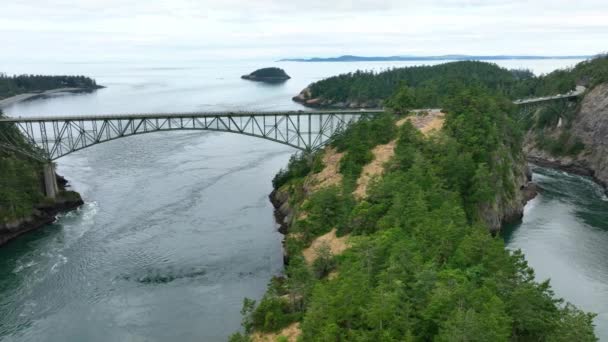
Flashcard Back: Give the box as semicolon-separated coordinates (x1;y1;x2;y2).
0;58;601;341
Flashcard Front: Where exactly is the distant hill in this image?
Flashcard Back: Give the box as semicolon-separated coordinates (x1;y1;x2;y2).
279;54;592;62
241;67;290;83
292;56;608;109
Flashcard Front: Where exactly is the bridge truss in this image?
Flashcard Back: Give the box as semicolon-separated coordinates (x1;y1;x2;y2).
0;110;384;161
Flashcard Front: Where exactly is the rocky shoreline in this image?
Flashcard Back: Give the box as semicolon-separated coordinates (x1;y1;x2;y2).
292;87;383;109
0;174;83;246
269;158;538;266
527;156;606;190
524;82;608;192
269;188;294;265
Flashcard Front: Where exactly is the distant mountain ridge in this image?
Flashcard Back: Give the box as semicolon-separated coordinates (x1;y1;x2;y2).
279;54;592;62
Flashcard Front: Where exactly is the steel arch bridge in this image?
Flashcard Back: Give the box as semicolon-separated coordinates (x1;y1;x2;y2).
0;88;584;198
0;110;384;161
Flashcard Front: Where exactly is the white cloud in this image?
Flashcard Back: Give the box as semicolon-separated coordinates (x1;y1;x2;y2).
1;0;607;62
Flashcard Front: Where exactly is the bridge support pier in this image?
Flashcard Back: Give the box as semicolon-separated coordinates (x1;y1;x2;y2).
43;162;59;199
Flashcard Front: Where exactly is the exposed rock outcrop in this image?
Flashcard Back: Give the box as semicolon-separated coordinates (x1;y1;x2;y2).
269;186;293;236
269;186;294;265
292;87;383;109
525;83;608;189
0;175;83;246
479;152;536;233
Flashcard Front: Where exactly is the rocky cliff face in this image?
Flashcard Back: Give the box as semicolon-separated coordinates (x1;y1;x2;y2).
525;83;608;189
479;152;537;233
269;187;295;265
0;174;83;246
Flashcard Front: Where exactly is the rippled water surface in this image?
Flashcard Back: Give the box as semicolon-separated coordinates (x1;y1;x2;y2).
0;58;588;341
504;166;608;340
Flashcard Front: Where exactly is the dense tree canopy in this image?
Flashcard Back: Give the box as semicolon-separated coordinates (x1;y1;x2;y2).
0;110;46;221
248;67;290;78
0;74;100;100
305;56;608;108
232;88;597;341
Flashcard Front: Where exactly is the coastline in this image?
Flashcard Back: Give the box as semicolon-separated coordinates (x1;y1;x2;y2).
0;174;84;246
241;75;290;83
1;86;92;246
0;86;103;109
269;187;293;265
292;87;383;109
527;156;607;191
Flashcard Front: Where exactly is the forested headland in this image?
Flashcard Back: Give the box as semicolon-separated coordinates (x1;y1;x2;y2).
0;109;83;245
231;82;598;340
0;73;97;238
293;55;608;109
0;74;102;100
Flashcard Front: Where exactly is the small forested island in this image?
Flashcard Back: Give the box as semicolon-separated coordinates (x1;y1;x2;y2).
241;67;291;83
230;56;608;341
0;74;103;102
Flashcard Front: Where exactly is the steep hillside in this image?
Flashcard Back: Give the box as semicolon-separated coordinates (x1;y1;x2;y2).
231;90;596;341
0;111;83;245
521;56;608;188
525;82;608;188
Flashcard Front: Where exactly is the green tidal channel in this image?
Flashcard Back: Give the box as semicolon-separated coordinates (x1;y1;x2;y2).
504;165;608;340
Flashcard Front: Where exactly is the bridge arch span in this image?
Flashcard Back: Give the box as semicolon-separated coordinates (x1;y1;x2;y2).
0;110;383;161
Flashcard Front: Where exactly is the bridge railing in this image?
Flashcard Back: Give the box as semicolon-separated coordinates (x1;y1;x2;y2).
0;110;385;160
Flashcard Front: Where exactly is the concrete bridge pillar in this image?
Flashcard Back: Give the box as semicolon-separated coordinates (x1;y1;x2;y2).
43;162;59;199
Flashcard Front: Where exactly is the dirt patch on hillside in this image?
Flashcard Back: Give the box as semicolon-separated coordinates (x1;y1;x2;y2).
353;111;446;198
354;140;397;199
302;228;350;265
252;322;301;342
304;147;344;193
398;111;446;135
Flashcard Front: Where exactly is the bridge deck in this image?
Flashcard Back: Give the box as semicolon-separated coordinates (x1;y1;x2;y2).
513;86;586;105
0;109;385;123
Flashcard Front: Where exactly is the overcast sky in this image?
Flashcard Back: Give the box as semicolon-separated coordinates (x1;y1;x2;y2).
1;0;607;63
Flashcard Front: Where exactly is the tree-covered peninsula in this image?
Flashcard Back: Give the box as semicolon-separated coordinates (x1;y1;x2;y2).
242;68;291;83
0;74;102;100
232;85;597;340
293;56;608;109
